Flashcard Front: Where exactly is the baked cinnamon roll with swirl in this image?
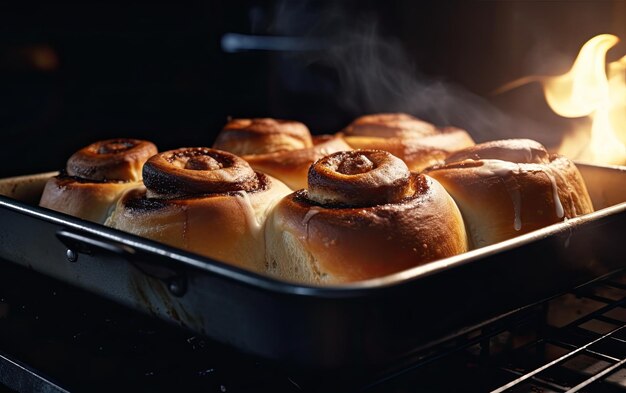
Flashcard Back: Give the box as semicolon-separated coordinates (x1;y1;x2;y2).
39;138;157;223
340;113;475;171
425;139;594;249
265;150;468;284
105;148;291;272
213;118;351;190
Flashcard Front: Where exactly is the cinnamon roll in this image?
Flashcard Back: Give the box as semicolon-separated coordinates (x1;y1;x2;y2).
105;147;291;272
39;138;157;223
425;139;594;248
265;150;468;284
213;118;351;190
340;113;475;171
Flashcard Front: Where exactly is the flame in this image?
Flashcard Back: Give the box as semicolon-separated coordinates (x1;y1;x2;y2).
545;34;626;165
544;35;616;118
550;35;626;164
500;34;626;165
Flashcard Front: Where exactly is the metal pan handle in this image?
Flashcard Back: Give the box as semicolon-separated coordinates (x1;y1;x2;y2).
55;229;187;297
56;229;136;258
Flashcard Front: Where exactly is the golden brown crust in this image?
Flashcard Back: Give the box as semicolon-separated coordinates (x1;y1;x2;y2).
235;132;352;191
142;148;259;198
40;176;140;223
39;138;157;223
340;113;475;171
444;138;549;164
265;174;468;284
306;150;413;207
342;113;437;138
214;118;313;155
425;139;594;248
106;147;292;272
67;138;157;181
0;172;58;205
264;149;468;284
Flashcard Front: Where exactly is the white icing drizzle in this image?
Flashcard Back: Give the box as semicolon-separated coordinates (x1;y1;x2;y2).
474;159;567;228
523;145;533;162
543;169;565;219
475;159;521;177
475;160;523;231
301;207;320;241
301;207;320;227
235;191;262;235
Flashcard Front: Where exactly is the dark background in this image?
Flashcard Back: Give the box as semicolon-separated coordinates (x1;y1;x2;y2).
1;1;625;178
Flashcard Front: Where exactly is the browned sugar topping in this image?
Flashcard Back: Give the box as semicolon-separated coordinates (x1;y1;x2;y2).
225;118;303;135
143;147;260;197
55;172;126;185
124;171;270;213
336;154;375;175
184;155;223;171
96;140;137;154
166;148;231;170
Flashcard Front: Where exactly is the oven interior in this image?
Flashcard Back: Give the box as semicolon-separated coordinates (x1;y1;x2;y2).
2;2;626;392
2;260;626;392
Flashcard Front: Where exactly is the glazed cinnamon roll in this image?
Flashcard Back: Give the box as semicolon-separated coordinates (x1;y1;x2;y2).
425;139;594;248
39;138;157;223
340;113;475;171
265;150;468;284
105;148;291;272
213;118;351;190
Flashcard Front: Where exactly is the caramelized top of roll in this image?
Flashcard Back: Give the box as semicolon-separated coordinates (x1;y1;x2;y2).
214;118;313;155
265;149;467;283
66;139;157;182
425;138;594;248
142;148;260;198
342;113;437;139
307;150;416;207
444;139;550;164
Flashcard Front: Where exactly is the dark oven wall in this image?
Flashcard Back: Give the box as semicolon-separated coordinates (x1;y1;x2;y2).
0;1;624;178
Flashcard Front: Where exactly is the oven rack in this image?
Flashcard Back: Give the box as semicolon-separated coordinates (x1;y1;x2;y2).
3;261;626;392
362;269;626;392
492;275;626;393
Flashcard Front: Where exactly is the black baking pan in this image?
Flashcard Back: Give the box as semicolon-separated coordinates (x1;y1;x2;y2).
0;164;624;369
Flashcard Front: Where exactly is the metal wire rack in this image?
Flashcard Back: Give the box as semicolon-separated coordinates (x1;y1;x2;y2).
492;273;626;393
2;260;626;392
363;270;626;392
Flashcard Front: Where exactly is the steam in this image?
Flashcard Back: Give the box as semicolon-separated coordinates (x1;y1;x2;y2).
257;1;546;142
311;21;540;141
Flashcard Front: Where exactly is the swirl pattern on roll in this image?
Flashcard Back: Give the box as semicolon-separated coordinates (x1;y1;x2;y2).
106;147;291;272
342;113;437;139
265;149;468;284
213;118;351;190
214;118;313;155
39;138;157;223
67;138;157;182
142;148;260;198
307;150;413;207
340;113;475;172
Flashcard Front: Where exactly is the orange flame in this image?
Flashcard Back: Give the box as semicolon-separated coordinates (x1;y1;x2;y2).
547;34;626;165
499;34;626;165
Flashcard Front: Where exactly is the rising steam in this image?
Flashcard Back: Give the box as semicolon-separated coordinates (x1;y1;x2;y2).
302;12;539;141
